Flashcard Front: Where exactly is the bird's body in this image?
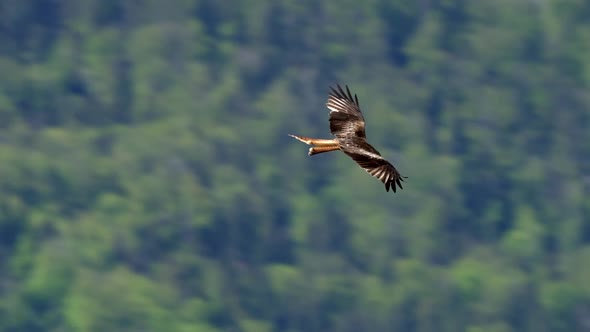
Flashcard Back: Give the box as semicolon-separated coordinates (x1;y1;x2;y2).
289;84;406;192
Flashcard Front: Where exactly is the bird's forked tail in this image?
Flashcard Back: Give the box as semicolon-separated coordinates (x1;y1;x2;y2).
288;134;340;156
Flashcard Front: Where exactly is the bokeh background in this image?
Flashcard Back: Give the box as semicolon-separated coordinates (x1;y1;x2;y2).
1;0;590;331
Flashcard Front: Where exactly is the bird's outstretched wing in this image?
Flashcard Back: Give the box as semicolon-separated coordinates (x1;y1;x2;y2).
326;84;366;139
342;144;406;192
325;84;406;192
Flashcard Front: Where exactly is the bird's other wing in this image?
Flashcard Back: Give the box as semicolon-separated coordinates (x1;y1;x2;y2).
326;84;366;139
342;143;406;192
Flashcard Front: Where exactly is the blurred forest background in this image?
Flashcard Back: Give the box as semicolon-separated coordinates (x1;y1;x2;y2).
0;0;589;331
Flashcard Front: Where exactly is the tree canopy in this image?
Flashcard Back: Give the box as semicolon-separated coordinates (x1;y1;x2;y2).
0;0;589;331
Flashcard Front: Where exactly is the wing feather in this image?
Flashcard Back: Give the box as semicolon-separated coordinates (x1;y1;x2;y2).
327;84;366;139
342;142;406;192
323;84;406;193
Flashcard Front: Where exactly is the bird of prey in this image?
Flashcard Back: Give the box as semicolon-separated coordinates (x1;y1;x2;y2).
289;84;406;192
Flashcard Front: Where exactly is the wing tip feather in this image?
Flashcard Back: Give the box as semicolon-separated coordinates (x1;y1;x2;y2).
328;83;359;107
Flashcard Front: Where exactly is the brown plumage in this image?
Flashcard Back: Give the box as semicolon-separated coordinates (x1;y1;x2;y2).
289;84;406;192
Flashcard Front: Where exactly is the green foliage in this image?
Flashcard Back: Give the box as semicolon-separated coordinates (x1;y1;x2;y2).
64;267;177;331
0;1;589;331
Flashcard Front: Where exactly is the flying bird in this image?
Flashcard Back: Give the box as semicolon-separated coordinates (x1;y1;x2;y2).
289;84;406;192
